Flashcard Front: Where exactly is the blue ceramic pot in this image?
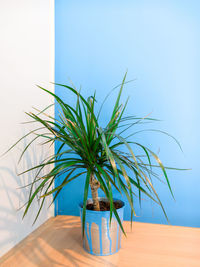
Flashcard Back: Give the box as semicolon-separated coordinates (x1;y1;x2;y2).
79;197;125;256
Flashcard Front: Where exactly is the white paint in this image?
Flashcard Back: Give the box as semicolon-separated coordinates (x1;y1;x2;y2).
0;0;54;257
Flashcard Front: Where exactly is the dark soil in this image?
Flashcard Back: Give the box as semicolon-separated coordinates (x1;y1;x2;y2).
86;200;122;211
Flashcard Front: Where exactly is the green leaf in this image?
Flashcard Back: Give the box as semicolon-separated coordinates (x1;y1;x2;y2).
82;170;90;237
23;178;49;219
41;170;86;197
3;79;186;228
94;167;126;235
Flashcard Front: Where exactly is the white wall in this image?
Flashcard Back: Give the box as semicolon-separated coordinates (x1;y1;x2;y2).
0;1;54;257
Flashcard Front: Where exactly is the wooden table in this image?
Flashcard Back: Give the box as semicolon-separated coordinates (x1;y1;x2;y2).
0;215;200;267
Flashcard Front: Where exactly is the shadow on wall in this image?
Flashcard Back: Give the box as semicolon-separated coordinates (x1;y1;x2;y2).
0;137;53;257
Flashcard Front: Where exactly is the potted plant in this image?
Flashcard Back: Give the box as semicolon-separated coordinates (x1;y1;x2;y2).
5;73;184;256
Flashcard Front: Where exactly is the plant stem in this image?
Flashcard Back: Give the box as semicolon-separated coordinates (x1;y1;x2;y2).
89;173;100;211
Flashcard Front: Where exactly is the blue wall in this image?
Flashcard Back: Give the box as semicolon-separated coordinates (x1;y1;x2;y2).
55;0;200;227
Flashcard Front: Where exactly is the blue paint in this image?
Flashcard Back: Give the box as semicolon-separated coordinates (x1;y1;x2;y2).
55;0;200;227
88;222;93;253
79;199;125;256
116;223;119;250
98;221;103;255
84;220;92;253
106;218;112;253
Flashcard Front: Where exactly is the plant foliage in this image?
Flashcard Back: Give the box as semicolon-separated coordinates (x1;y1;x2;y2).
5;73;186;235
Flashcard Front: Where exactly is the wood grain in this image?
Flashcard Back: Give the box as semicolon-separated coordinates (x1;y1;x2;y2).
0;215;200;267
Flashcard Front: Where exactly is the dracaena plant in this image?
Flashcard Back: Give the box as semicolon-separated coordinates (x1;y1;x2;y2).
6;73;184;235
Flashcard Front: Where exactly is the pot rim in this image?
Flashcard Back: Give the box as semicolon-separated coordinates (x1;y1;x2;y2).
79;197;125;214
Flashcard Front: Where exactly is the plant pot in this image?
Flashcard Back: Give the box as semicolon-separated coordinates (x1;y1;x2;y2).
79;197;125;256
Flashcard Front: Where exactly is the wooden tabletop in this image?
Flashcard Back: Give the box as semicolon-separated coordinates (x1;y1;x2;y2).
0;215;200;267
